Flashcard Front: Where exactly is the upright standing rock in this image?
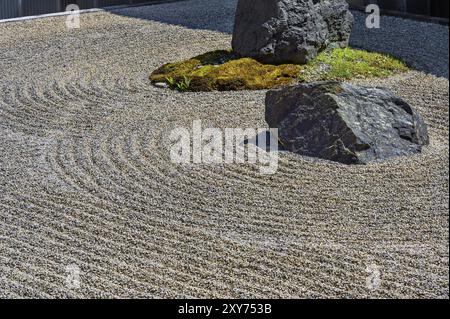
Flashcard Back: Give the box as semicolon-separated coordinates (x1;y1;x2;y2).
232;0;354;65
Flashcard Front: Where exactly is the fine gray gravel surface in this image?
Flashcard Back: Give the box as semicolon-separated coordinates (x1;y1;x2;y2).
0;0;448;298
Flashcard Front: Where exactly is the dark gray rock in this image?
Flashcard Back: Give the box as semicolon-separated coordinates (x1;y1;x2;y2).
232;0;353;65
265;82;429;164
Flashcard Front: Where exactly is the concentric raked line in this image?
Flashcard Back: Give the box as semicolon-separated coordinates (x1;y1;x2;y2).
1;197;224;297
3;202;414;300
48;129;408;250
14;156;348;298
125;129;447;247
40;141;428;298
3;190;318;298
1;229;139;298
116;117;446;242
30;186;442;298
1;216;212;298
0;79;123;136
31;156;370;298
47;111;448;251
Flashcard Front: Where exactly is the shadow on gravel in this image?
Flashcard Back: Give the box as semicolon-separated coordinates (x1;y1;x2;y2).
109;1;449;79
107;0;236;34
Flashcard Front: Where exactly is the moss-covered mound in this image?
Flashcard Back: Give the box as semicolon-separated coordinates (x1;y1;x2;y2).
299;48;409;82
150;48;408;92
150;50;300;91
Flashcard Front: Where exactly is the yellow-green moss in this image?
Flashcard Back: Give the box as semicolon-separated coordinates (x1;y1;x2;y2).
150;48;408;92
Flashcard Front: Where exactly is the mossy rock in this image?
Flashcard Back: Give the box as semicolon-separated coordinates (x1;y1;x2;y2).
150;48;408;92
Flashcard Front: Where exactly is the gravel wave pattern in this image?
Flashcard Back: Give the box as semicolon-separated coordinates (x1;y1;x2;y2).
0;0;448;298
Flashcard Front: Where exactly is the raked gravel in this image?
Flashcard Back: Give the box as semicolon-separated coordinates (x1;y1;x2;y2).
0;0;448;298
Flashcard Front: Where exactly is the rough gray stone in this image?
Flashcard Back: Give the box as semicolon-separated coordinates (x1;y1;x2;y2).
265;82;429;164
232;0;353;65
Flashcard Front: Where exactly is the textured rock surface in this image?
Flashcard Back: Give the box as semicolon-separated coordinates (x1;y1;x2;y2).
266;82;429;164
232;0;353;64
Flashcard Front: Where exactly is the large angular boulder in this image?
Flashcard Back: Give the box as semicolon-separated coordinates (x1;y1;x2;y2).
232;0;354;65
265;82;429;164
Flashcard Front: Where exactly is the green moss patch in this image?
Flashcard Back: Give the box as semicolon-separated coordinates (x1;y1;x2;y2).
150;48;408;92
